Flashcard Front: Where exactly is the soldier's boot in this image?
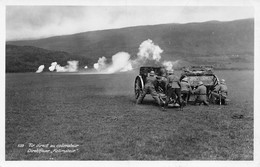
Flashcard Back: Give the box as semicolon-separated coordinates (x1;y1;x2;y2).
136;96;144;104
161;101;167;111
179;99;184;111
155;97;166;111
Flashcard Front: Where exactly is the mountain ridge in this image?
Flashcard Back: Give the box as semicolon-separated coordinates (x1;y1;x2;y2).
6;18;254;72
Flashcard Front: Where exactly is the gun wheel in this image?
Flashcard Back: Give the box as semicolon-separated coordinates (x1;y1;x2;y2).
134;76;143;99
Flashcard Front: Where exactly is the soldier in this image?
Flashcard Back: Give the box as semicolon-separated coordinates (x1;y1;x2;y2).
165;69;182;107
192;81;209;106
180;77;191;105
211;79;228;104
155;75;167;108
136;71;165;110
155;70;167;94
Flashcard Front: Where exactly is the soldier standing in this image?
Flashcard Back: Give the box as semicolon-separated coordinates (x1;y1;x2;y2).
180;77;191;105
165;69;182;107
136;71;165;110
192;81;209;106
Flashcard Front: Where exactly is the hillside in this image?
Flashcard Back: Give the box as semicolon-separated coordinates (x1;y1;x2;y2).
6;18;254;72
6;45;93;72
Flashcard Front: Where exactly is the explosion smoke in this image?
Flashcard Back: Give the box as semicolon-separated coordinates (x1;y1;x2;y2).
107;52;132;73
36;65;45;73
49;61;79;72
49;62;57;71
93;52;132;74
93;56;107;71
56;60;78;72
36;40;178;75
91;39;171;74
137;39;163;62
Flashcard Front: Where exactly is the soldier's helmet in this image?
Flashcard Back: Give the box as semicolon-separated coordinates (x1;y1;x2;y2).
150;71;155;76
198;81;203;86
220;79;225;84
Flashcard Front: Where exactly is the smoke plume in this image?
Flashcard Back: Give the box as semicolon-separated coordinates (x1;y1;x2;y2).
56;60;78;72
107;52;132;73
49;62;57;71
43;39;178;74
93;52;132;74
137;39;163;62
36;65;45;73
91;39;176;74
48;61;79;72
93;56;107;71
129;39;164;68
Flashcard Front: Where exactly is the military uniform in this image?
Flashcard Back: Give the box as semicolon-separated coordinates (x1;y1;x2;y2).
156;76;167;94
166;73;182;106
211;81;228;104
136;74;161;106
193;83;209;106
180;79;191;104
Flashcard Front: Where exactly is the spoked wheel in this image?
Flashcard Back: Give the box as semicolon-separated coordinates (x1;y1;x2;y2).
134;76;143;99
208;91;214;104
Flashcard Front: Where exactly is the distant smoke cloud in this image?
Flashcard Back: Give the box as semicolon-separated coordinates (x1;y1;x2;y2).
44;39;177;74
93;57;107;71
107;52;132;73
49;62;57;71
36;65;45;73
56;61;78;72
93;52;132;73
129;39;165;68
133;39;180;71
91;39;177;74
48;61;78;72
137;39;163;62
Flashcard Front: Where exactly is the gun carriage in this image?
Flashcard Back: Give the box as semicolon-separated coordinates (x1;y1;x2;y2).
134;66;220;103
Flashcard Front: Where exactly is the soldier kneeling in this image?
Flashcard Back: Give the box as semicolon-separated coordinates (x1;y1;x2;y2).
211;79;228;105
192;81;209;106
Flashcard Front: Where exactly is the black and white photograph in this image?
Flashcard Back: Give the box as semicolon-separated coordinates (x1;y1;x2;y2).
2;0;260;166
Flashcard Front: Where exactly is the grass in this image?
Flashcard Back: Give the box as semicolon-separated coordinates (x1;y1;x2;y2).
5;70;253;160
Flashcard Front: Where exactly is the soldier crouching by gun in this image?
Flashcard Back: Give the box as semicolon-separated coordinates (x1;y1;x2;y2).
136;71;166;111
192;81;209;106
155;75;167;109
211;79;228;105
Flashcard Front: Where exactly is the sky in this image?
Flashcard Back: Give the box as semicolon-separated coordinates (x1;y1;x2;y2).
6;5;254;41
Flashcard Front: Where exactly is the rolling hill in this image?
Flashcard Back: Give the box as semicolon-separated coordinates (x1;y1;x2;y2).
6;45;93;72
6;18;254;72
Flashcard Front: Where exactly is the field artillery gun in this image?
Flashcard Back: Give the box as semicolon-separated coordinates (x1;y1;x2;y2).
134;66;165;99
134;65;224;104
180;66;220;103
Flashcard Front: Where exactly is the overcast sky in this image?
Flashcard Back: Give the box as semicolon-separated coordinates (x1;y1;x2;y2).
6;6;254;41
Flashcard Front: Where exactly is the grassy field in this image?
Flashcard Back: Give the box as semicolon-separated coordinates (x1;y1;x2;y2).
5;70;253;160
